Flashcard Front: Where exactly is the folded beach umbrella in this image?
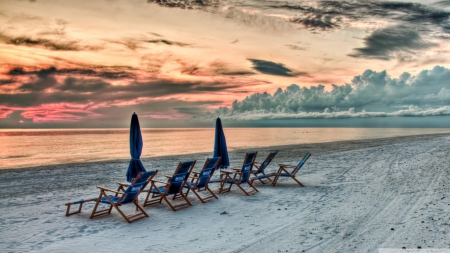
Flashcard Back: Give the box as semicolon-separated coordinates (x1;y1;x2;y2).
213;117;230;169
126;112;147;182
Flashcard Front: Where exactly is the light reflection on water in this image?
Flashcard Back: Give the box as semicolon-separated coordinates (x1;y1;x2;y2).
1;128;449;170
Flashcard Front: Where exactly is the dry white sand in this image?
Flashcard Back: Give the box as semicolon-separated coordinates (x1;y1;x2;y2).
1;134;449;252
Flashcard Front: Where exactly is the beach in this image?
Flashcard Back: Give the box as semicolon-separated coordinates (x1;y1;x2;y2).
1;133;449;252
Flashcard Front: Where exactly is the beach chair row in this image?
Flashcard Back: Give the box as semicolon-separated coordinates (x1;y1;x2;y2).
65;152;311;223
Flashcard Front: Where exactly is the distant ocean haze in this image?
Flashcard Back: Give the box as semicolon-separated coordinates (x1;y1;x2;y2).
1;128;450;170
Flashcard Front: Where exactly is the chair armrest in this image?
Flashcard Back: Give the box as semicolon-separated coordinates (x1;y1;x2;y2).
164;175;172;179
116;182;129;186
97;186;122;194
191;171;200;175
220;169;236;174
151;179;170;185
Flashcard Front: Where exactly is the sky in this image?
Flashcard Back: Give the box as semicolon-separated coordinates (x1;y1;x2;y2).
0;0;450;128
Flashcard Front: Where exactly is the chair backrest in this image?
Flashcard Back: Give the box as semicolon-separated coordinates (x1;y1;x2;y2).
240;152;257;183
255;151;278;173
167;161;196;195
196;157;221;189
120;171;157;204
293;153;311;175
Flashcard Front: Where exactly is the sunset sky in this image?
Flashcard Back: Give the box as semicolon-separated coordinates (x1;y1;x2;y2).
1;0;450;128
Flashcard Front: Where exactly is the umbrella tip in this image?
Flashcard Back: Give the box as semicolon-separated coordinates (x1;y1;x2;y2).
133;112;136;115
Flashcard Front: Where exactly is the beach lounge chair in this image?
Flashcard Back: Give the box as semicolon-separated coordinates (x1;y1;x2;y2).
184;157;221;203
270;152;311;187
65;170;157;223
250;151;278;184
143;161;196;211
219;152;259;196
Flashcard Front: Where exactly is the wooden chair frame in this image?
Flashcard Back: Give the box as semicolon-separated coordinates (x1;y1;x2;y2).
250;151;278;184
184;157;221;203
143;161;196;211
219;152;259;196
270;153;311;187
66;171;157;223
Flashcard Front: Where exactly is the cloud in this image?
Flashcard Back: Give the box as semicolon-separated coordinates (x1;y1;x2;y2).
291;14;342;31
144;39;191;47
0;79;14;86
199;105;450;121
0;33;80;50
349;25;438;60
269;1;450;32
174;106;207;115
198;65;450;120
248;59;296;77
147;0;221;11
208;61;254;76
0;66;240;108
8;66;136;79
285;44;306;50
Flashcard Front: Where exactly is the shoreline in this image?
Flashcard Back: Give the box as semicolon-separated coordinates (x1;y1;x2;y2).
1;132;449;172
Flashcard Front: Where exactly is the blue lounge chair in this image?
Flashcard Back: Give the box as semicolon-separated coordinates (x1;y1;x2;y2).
250;151;278;184
184;157;221;203
65;171;158;223
219;152;258;196
143;161;196;211
270;153;311;187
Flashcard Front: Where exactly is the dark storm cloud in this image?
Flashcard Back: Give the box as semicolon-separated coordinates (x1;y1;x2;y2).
349;26;438;60
247;59;295;77
0;33;80;51
201;65;450;120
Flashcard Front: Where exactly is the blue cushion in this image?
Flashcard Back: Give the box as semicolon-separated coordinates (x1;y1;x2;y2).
152;186;166;194
225;178;237;184
279;173;291;177
183;182;195;188
100;195;121;204
256;174;270;179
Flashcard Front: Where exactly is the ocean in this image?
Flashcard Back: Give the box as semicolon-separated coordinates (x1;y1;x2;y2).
1;128;450;170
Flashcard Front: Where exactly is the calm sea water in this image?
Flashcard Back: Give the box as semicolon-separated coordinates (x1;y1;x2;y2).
1;128;450;170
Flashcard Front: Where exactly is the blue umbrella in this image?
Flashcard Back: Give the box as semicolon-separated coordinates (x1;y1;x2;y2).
213;117;230;169
126;112;147;182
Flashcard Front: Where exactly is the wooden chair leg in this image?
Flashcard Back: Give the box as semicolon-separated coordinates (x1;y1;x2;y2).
65;203;83;216
207;187;219;199
134;201;149;217
292;176;304;187
271;174;280;186
111;203;131;223
247;181;259;193
181;193;192;206
193;190;205;203
236;183;251;196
